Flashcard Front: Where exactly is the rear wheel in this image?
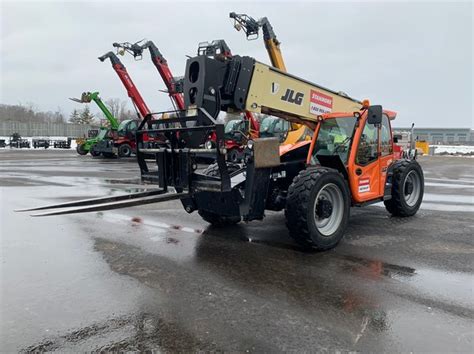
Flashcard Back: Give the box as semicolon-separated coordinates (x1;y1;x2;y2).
198;163;241;226
118;143;132;158
384;160;424;216
285;168;350;251
76;144;88;155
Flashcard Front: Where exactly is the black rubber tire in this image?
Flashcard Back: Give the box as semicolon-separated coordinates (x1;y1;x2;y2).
227;149;242;163
285;167;350;251
118;143;132;158
384;160;424;217
76;144;88;155
90;146;101;157
103;152;116;158
198;163;241;226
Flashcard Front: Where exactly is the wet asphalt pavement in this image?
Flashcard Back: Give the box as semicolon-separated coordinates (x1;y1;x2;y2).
1;149;473;352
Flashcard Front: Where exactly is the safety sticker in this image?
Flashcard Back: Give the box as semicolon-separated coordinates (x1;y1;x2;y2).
309;90;333;115
358;178;370;193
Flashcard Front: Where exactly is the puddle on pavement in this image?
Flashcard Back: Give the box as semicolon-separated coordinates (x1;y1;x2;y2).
100;212;204;236
338;254;416;281
105;178;142;185
338;254;472;308
403;268;474;308
1;188;151;352
22;313;219;352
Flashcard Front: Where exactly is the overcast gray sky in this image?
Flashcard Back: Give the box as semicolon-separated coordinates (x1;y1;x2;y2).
1;0;472;127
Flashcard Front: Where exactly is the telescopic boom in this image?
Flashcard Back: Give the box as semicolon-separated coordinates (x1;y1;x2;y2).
70;91;119;130
113;41;185;110
98;52;151;119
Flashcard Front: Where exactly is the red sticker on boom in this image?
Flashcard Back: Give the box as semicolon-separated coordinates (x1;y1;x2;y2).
310;90;333;115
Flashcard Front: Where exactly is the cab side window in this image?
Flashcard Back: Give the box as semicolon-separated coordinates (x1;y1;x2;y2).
129;121;138;132
356;122;378;165
380;114;393;156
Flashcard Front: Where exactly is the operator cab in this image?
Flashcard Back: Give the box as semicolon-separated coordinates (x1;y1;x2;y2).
308;107;397;203
88;129;99;138
117;119;138;138
224;119;248;144
259;116;290;142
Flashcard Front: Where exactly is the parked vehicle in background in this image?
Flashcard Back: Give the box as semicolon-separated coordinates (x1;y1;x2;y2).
9;133;30;148
32;138;50;149
70;92;119;157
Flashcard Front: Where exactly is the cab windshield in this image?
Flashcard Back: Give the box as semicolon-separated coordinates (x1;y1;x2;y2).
97;129;108;139
117;121;128;136
260;117;289;139
313;117;357;164
225;119;243;134
117;120;137;136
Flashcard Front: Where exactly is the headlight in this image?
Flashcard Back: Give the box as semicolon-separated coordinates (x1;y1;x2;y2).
205;140;214;149
247;140;254;150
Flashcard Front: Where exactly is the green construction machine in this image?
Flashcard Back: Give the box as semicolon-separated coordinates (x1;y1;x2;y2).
70;92;119;156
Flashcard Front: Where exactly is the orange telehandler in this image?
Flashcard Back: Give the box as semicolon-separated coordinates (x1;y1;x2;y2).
22;33;424;252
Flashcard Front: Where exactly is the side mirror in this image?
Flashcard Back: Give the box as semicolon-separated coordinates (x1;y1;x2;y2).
367;105;382;125
393;136;399;143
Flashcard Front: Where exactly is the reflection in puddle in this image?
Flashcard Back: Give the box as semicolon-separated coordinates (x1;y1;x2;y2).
340;255;416;280
105;178;142;185
101;212;203;235
22;312;218;352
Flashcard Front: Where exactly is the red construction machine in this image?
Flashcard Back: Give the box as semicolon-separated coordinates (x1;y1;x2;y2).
97;51;158;157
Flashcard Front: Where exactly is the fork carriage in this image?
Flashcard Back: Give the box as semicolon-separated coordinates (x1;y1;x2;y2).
135;108;283;223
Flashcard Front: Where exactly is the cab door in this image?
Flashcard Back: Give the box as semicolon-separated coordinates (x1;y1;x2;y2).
378;114;395;195
349;119;381;202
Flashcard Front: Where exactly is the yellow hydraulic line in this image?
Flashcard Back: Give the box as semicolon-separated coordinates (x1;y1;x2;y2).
264;39;287;72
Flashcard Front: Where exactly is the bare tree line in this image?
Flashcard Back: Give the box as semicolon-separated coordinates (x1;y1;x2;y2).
0;103;66;124
102;98;139;123
0;98;136;125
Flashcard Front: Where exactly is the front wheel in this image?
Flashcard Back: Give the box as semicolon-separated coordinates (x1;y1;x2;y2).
384;160;424;216
118;143;132;158
285;168;350;251
76;144;88;155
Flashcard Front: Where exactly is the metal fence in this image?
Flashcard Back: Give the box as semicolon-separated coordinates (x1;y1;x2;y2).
0;122;98;137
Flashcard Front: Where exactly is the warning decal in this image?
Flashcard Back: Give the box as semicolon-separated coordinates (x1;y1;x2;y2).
358;178;370;193
310;90;333;115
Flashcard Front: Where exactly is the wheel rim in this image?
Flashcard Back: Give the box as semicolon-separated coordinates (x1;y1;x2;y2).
313;183;344;236
121;146;131;156
403;170;421;207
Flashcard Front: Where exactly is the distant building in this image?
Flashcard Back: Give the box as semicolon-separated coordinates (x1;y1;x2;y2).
393;128;474;145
